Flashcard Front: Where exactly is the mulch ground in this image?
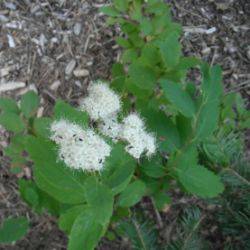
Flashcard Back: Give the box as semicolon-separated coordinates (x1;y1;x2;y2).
0;0;249;249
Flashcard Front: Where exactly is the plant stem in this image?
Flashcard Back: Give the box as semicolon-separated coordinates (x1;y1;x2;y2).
150;197;163;229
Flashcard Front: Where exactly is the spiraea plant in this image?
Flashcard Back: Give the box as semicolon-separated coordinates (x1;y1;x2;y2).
0;0;249;249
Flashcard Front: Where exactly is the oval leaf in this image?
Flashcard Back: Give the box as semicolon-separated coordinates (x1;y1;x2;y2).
129;63;157;90
194;64;223;140
20;91;39;118
84;177;114;225
33;117;52;138
0;112;25;133
0;98;19;114
0;217;29;244
158;33;181;68
139;107;181;153
140;156;165;178
25;136;87;204
160;80;196;117
68;209;103;250
59;205;87;234
54;100;88;127
177;164;224;198
118;180;146;207
102;143;136;195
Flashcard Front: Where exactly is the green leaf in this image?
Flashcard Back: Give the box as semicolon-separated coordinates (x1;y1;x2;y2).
153;192;171;211
140;155;165;178
176;115;193;145
121;21;138;33
54;100;88;127
68;209;103;250
195;99;220;140
111;63;125;78
125;78;152;99
139;107;181;153
201;64;223;100
4;134;27;167
158;33;181;68
151;13;172;33
0;112;25;133
129;63;157;90
84;177;114;225
129;33;144;48
174;146;198;169
186;82;197;97
33;117;52;138
193;64;223;140
141;175;162;195
113;0;129;12
146;1;170;15
38;190;62;216
20;91;39;118
0;217;29;243
111;63;126;92
130;1;142;21
111;207;130;223
19;179;40;208
25;136;87;204
19;178;61;216
102;144;136;195
140;18;153;35
118;180;146;207
140;44;160;67
160;80;196;117
5;154;26;168
116;37;131;48
105;230;116;241
161;69;185;83
100;6;120;17
177;164;224;198
121;49;138;64
59;205;87;234
4;135;26;159
176;57;201;71
0;98;19;113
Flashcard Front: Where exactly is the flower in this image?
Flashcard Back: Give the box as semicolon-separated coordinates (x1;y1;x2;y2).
143;133;157;157
125;140;145;159
79;81;121;120
120;113;156;159
50;119;111;172
122;112;145;130
98;115;122;142
50;119;83;145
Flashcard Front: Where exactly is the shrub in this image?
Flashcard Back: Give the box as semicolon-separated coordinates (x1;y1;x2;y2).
0;0;249;249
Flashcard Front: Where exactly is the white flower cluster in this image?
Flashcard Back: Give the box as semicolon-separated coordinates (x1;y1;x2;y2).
98;113;156;159
51;80;156;166
79;81;156;159
50;120;111;172
119;113;156;159
79;81;121;121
